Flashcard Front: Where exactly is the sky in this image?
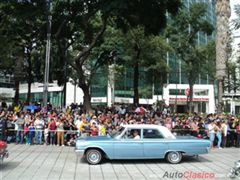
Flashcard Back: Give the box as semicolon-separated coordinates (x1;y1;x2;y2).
230;0;240;20
230;0;240;61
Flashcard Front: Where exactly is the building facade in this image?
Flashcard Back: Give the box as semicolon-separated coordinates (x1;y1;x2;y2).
0;74;14;105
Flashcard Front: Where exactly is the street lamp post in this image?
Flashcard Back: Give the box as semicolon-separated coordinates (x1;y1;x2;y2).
43;0;52;107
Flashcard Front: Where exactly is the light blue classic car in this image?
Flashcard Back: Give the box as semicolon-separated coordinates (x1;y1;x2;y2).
75;124;211;165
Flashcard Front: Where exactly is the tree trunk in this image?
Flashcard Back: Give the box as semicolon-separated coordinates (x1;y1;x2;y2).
14;79;19;106
217;78;224;113
189;82;194;114
79;81;92;113
14;53;24;106
133;61;139;106
26;55;32;104
227;62;230;93
216;0;231;114
133;46;141;106
26;81;31;104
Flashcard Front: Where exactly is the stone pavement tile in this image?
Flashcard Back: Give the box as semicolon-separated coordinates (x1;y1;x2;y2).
0;144;29;176
59;147;77;180
47;146;70;180
122;163;147;179
89;165;104;180
6;143;19;151
101;163;118;179
31;146;62;180
17;146;55;180
144;163;166;179
75;157;90;179
2;145;39;179
112;162;132;179
1;145;239;180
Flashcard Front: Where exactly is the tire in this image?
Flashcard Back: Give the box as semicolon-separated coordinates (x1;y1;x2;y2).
85;149;102;165
166;151;182;164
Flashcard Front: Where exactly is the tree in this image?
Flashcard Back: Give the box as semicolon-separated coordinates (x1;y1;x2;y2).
120;26;170;106
216;0;231;113
0;0;181;110
109;0;181;106
51;0;181;112
166;3;214;114
0;1;46;105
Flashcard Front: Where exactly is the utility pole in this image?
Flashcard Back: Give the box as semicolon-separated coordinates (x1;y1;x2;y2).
43;0;52;107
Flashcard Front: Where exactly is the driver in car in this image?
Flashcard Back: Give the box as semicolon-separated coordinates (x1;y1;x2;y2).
133;130;140;139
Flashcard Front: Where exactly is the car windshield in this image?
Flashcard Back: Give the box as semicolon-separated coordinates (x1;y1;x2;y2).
110;127;125;138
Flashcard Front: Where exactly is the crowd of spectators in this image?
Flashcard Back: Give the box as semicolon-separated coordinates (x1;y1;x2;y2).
0;103;240;149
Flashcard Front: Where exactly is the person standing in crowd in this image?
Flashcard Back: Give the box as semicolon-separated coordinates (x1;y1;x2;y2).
74;115;82;137
236;120;240;148
24;123;30;145
29;122;35;145
44;124;49;145
221;120;228;148
90;122;98;136
191;119;199;137
65;117;76;144
49;118;56;145
0;111;7;141
79;116;90;137
98;121;106;136
56;119;64;146
16;113;25;144
208;120;216;149
215;119;223;149
34;116;44;145
228;117;236;147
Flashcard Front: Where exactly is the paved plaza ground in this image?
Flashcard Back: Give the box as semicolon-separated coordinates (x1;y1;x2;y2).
0;144;239;180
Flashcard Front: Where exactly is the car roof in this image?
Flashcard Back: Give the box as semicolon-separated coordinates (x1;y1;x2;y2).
122;124;176;139
123;124;166;130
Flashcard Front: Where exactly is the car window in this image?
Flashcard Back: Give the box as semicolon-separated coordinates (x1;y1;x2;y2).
121;128;141;139
143;129;164;139
111;127;125;138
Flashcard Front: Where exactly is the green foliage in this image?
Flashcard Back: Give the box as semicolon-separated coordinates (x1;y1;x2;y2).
166;3;214;84
0;0;181;108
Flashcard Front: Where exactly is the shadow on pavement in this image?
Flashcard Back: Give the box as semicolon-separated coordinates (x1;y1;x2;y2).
101;156;212;165
0;161;21;171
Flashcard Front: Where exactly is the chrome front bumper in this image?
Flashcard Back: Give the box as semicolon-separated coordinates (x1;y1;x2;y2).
75;149;85;158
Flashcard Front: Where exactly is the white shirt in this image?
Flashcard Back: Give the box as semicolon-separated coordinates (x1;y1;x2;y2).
134;135;140;139
222;123;227;136
208;123;216;133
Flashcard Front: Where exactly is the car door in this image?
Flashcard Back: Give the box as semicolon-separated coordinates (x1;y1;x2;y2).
143;128;169;158
113;128;143;159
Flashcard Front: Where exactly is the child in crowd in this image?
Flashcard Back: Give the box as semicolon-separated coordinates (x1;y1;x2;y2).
44;124;49;145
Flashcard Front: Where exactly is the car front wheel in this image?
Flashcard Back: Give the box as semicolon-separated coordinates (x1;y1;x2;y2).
166;151;182;164
85;149;102;165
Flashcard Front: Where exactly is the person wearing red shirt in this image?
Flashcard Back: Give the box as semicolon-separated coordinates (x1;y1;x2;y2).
48;118;56;145
90;122;98;136
236;121;240;148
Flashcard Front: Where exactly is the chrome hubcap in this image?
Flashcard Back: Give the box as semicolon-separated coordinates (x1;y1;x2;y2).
89;152;100;163
170;152;179;161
